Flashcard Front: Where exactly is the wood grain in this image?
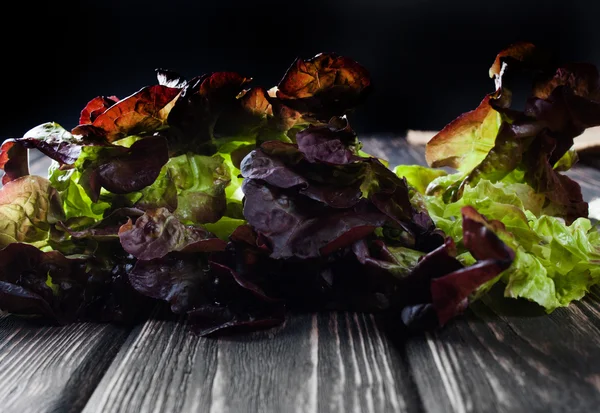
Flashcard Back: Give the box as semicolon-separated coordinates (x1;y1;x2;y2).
82;308;423;413
402;285;600;413
0;315;132;413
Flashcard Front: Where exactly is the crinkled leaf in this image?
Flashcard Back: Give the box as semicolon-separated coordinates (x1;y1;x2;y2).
393;164;447;195
75;135;169;201
203;216;247;241
488;41;541;79
167;72;251;153
128;253;284;336
523;132;588;222
79;96;120;125
295;120;361;164
48;164;110;220
0;176;64;248
134;163;178;212
276;53;371;120
242;178;387;259
128;252;209;313
57;207;143;242
0;139;29;184
424;44;600;224
0;243;145;324
186;261;285;336
163;153;231;224
73;85;181;142
2;122;84;167
425;96;502;172
155;68;188;89
118;207;226;260
421;177;600;311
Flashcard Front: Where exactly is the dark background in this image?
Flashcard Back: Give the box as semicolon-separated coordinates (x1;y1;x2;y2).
2;0;597;139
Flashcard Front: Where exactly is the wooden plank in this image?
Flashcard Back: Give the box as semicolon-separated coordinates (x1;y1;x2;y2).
82;309;422;413
81;308;219;413
410;297;600;413
0;315;132;413
402;285;600;413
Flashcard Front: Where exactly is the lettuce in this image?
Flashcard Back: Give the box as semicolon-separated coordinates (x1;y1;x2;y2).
387;42;600;314
0;46;597;337
411;178;600;311
0;176;64;249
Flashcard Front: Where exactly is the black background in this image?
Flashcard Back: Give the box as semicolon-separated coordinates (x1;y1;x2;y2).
2;0;598;139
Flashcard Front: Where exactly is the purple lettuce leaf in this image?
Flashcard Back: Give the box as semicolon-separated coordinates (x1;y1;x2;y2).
241;177;387;259
0;242;150;324
240;120;443;259
344;206;515;329
0;123;85;170
295;119;361;164
118;207;226;261
75;135;169;202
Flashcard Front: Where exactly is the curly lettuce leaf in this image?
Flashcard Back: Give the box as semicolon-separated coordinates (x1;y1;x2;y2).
78;96;120;125
0;176;64;248
393;164;447;194
0;123;83;173
0;241;151;324
276;53;371;121
166;72;251;154
0;139;29;184
73;85;181;143
140;153;231;225
48;164;110;221
416;177;600;311
425;96;502;173
118;207;226;260
74;135;169;201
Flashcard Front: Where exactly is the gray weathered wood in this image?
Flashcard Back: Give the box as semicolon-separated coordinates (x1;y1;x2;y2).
403;285;600;413
0;315;132;413
82;309;422;413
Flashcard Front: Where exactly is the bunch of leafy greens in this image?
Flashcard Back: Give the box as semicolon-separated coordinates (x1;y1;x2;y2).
0;47;595;336
395;42;600;313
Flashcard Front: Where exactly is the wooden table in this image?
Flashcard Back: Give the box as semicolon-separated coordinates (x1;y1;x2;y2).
1;138;599;413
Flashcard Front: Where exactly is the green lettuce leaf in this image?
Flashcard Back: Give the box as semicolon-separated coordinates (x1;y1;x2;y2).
412;177;600;311
143;153;231;225
393;164;447;194
48;163;110;220
425;96;502;173
203;216;248;240
0;176;64;249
